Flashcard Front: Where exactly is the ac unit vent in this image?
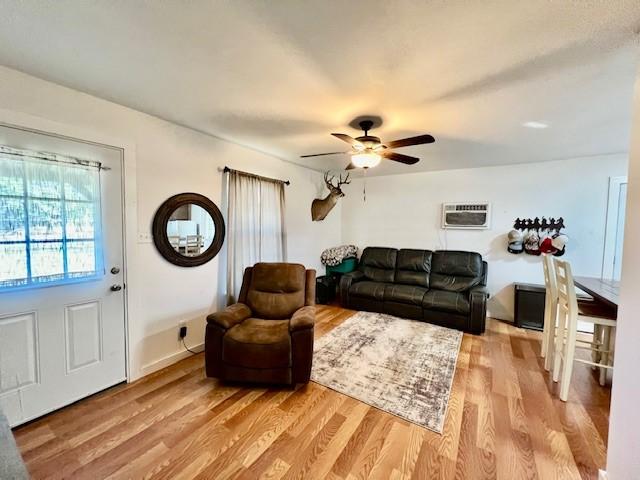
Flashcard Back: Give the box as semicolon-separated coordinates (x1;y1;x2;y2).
442;202;491;229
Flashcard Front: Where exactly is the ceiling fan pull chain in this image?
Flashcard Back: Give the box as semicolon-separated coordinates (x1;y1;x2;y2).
363;168;367;202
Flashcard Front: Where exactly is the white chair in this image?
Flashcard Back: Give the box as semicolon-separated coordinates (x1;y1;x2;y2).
168;235;181;250
185;235;201;256
552;258;616;401
542;255;609;376
542;255;605;369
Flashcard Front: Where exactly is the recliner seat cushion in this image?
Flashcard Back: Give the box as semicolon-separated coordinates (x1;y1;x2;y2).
223;318;291;369
395;249;433;287
430;251;483;292
422;290;470;314
383;284;428;305
360;247;397;283
247;263;306;319
349;281;388;301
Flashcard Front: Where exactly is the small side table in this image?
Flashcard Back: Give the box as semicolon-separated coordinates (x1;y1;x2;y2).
316;275;338;305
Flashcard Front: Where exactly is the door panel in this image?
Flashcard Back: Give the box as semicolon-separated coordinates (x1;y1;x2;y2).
0;124;126;426
64;300;102;373
0;311;39;394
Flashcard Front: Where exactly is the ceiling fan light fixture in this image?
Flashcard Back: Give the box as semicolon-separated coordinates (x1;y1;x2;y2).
351;152;381;168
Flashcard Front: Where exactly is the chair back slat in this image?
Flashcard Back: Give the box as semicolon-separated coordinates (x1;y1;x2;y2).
542;254;558;299
553;258;579;333
542;254;559;350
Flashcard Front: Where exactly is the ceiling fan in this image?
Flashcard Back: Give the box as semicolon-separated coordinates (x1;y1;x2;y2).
301;119;435;169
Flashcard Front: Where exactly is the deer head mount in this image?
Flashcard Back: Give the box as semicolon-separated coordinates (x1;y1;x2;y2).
311;172;350;221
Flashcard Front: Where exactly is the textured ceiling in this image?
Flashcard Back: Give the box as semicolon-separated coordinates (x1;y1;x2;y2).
0;1;639;176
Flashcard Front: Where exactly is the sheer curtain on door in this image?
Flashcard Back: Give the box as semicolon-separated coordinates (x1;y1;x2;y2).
226;170;286;304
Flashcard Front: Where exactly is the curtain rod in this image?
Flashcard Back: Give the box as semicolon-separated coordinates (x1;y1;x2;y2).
0;145;107;170
222;166;290;185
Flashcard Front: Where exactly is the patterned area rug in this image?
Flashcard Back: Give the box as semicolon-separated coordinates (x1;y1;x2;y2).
311;311;463;433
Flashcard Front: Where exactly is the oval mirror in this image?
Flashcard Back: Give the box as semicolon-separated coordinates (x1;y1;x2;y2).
152;193;225;267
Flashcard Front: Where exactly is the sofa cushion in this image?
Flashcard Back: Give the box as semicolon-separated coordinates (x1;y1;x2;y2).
395;249;432;287
247;263;306;319
429;274;481;292
223;318;291;369
360;247;397;283
349;281;388;301
430;251;483;292
422;290;470;315
432;251;483;277
383;284;428;306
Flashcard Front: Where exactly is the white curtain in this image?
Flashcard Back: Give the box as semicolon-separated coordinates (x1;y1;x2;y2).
0;146;103;290
226;170;286;304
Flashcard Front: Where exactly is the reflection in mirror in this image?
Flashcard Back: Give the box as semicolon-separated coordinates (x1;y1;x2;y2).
166;204;216;257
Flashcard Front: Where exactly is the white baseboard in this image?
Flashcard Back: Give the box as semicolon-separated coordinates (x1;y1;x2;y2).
139;343;204;378
599;469;608;480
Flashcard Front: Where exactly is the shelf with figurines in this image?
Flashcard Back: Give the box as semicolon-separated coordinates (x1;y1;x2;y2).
506;217;568;256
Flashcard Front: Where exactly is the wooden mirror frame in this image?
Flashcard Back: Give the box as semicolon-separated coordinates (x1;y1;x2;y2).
152;192;225;267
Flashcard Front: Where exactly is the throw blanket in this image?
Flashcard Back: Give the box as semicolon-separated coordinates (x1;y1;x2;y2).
321;245;358;266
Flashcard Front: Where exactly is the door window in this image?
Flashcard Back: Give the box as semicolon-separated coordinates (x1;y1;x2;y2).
0;146;103;289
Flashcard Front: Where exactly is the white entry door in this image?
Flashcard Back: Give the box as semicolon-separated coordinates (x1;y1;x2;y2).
603;176;628;281
0;125;126;427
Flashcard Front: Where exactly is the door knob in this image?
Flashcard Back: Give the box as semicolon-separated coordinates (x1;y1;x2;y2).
110;284;123;292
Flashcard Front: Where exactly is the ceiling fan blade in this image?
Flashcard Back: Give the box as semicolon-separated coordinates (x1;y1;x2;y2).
331;133;363;147
381;151;420;165
300;151;350;158
385;134;435;149
345;162;357;170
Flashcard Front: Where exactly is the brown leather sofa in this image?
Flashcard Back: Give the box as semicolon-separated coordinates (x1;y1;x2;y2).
205;263;316;385
340;247;488;334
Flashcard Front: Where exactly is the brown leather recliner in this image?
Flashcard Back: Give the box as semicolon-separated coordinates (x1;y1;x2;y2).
205;263;316;385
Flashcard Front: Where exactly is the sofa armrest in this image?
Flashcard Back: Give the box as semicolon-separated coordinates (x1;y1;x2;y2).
290;306;315;332
469;286;489;334
206;303;252;330
469;285;489;298
339;270;365;303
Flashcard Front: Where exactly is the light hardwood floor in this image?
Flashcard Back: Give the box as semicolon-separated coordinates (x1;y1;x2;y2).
13;305;610;480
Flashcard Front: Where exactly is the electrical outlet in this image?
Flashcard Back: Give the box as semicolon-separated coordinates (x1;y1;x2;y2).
179;326;187;339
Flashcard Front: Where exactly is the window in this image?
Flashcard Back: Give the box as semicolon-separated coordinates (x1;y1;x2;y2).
225;170;286;304
0;146;103;289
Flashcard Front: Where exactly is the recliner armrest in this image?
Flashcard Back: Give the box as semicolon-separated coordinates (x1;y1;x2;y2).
290;306;315;332
468;286;489;334
469;286;489;298
207;303;252;330
339;270;365;300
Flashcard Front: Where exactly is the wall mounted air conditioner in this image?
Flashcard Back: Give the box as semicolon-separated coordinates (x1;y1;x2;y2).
442;202;491;229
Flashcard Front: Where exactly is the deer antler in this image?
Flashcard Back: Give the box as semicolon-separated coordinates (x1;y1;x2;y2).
324;171;337;188
338;173;351;186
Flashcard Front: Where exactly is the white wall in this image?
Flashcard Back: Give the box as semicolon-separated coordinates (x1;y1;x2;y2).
606;70;640;480
340;156;628;320
0;66;341;380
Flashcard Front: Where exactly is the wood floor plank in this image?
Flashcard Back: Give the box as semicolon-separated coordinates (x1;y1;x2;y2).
13;306;610;480
367;420;411;480
345;411;395;479
296;399;369;480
